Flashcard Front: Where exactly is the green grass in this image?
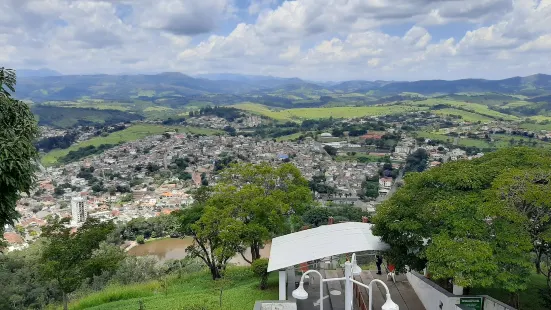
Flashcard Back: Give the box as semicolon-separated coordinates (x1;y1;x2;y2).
410;98;518;120
233;103;429;121
232;103;292;121
519;122;551;131
63;267;278;310
416;131;551;149
470;273;547;310
433;108;494;122
41;124;222;165
529;116;551;122
276;132;304;141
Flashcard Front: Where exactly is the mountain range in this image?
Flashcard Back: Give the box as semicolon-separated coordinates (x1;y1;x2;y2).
13;70;551;102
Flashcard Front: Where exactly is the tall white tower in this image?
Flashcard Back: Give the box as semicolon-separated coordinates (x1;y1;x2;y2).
71;196;87;225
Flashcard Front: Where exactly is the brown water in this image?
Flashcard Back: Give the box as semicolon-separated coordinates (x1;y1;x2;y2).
128;237;271;265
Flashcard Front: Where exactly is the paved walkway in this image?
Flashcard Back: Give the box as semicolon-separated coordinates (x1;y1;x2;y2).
294;269;425;310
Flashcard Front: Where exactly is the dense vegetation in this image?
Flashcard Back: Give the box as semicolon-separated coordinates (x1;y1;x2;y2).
60;143;120;163
31;106;142;128
0;67;39;240
373;147;551;308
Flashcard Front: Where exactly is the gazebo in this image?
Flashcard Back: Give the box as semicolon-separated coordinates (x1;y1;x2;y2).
267;222;389;300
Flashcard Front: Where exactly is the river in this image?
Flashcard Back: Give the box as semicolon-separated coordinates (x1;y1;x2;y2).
128;237;271;265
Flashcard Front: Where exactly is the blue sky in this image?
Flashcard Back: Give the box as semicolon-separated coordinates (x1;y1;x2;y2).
1;0;550;81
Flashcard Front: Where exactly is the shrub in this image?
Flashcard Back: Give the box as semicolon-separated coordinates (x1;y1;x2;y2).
136;235;145;244
251;258;269;290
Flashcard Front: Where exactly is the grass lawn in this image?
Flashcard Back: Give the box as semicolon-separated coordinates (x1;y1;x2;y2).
470;273;547;310
41;124;222;165
62;267;278;310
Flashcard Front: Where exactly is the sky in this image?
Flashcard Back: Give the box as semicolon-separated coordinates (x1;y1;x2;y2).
1;0;550;81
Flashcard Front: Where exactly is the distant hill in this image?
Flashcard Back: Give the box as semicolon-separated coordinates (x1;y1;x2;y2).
16;68;62;77
378;74;551;96
14;72;551;102
31;106;143;128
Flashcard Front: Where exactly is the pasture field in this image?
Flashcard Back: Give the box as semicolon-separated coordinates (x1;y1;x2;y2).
41;124;222;165
409;98;518;120
432;108;494;122
233;103;429;121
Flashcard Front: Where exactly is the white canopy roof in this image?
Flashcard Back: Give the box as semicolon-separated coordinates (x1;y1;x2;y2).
267;222;389;272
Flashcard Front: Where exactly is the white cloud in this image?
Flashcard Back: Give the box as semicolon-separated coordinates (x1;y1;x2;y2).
1;0;550;80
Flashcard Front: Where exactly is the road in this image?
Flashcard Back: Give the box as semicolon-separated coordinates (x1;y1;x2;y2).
375;168;404;204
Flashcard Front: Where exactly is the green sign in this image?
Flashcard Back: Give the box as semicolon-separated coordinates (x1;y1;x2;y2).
460;297;483;310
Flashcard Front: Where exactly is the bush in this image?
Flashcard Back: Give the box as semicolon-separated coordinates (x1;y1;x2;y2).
251;258;269;290
136;235;145;244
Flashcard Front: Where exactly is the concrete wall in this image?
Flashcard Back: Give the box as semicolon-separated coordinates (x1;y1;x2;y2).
407;272;462;310
482;295;516;310
407;272;518;310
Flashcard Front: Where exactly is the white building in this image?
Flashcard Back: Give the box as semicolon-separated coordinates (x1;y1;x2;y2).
71;196;88;225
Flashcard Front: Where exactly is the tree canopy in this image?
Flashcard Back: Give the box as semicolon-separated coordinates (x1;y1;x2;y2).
41;217;120;310
373;147;551;297
180;162;313;279
0;67;38;237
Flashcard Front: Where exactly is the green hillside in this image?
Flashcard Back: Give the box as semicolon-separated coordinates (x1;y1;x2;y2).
32;105;143;128
41;124;222;165
60;267;277;310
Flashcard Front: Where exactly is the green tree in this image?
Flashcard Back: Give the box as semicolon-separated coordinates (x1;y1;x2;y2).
490;169;551;303
302;207;331;227
0;67;38;241
214;162;312;263
0;67;16;98
373;147;551;304
136;235;145;244
186;206;243;280
251;258;270;290
323;145;338;156
40;217;118;310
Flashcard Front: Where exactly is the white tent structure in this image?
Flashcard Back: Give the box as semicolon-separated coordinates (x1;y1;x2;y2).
267;222;389;300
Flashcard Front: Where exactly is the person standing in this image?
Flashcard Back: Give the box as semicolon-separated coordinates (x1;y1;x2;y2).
375;255;383;275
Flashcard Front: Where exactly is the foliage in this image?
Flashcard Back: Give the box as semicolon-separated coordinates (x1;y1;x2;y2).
136;235;145;244
186;206;243;279
214;162;313;263
251;258;269;290
323;145;338;156
489;169;551;301
122;214;180;240
63;267;278;310
0;68;38;235
373;147;551;295
0;241;62;310
35;131;78;152
41;217;120;309
361;175;380;199
0;67;16;97
60;143;120;164
31;105;143;129
302;206;371;227
404;148;429;173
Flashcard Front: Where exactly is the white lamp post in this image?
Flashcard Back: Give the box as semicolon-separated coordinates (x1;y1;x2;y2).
292;253;399;310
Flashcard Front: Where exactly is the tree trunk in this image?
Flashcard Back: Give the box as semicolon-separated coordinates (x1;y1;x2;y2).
210;265;222;280
535;249;543;274
63;291;69;310
252;243;261;261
